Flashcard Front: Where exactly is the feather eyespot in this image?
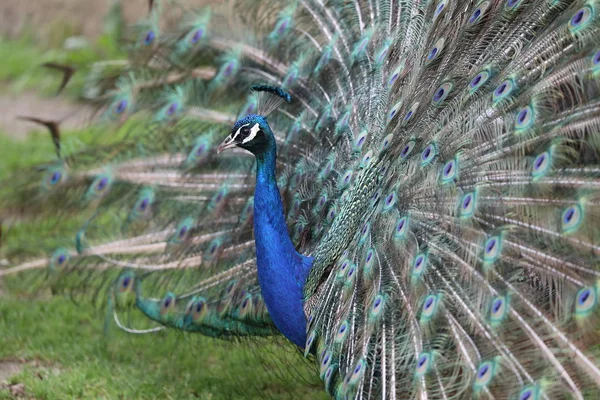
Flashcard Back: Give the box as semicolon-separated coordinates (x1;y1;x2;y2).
434;0;447;16
483;235;502;263
389;101;402;119
274;17;290;35
474;361;496;389
383;191;396;210
575;286;597;316
362;150;373;166
426;39;444;63
380;134;393;151
339;170;353;188
415;352;431;376
593;50;600;67
432;82;452;105
44;167;66;190
532;151;551;178
349;359;365;383
115;99;128;114
441;158;458;183
50;171;61;184
421;294;439;320
373;295;383;310
515;105;534;131
138;198;149;211
468;1;490;25
389;63;405;86
493;79;514;102
355;130;368;149
320;351;332;376
335;321;349;342
160;293;176;315
412;253;427;277
518;386;540;400
420;143;437;166
50;248;70;270
195;143;206;156
315;47;332;73
505;0;521;10
399;140;415;160
97;177;108;190
224;62;236;77
490;296;508;323
460;192;476;217
189;28;204;44
144;30;156;45
569;6;593;31
394;216;409;239
562;204;583;233
469;70;491;93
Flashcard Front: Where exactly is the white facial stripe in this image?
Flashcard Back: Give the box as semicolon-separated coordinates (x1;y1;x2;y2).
231;123;250;142
242;123;261;144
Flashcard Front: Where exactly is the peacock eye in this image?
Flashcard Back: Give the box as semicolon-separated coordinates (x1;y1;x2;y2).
400;141;415;160
432;82;452;105
97;177;108;190
562;204;583;233
518;386;540;400
593;50;600;66
506;0;520;9
435;0;447;16
469;70;490;92
570;7;592;30
50;171;62;184
441;158;458;183
461;192;476;217
421;143;437;165
138;199;149;211
195;144;206;156
532;151;551;178
575;286;597;316
179;225;188;238
468;1;490;25
493;79;514;102
115;99;128;114
190;28;204;44
425;39;444;63
166;102;178;116
415;352;431;376
474;361;496;388
483;235;502;262
144;30;156;45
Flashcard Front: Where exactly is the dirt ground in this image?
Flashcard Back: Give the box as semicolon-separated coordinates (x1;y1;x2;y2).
0;90;93;139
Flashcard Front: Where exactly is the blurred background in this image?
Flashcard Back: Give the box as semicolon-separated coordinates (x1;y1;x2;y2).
0;1;325;398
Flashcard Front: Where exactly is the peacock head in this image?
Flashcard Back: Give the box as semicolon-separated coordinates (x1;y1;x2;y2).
218;114;276;156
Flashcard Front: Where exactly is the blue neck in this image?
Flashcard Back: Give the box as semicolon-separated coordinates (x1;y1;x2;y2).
253;144;313;347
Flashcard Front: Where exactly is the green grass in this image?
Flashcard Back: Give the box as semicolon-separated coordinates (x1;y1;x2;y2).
0;296;326;399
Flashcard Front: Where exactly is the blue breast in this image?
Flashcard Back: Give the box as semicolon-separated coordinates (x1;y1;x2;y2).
253;150;313;347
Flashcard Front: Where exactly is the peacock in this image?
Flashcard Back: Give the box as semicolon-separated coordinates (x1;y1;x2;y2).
3;0;600;398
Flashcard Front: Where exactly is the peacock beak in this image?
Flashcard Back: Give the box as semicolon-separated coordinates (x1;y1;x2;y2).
217;136;236;154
